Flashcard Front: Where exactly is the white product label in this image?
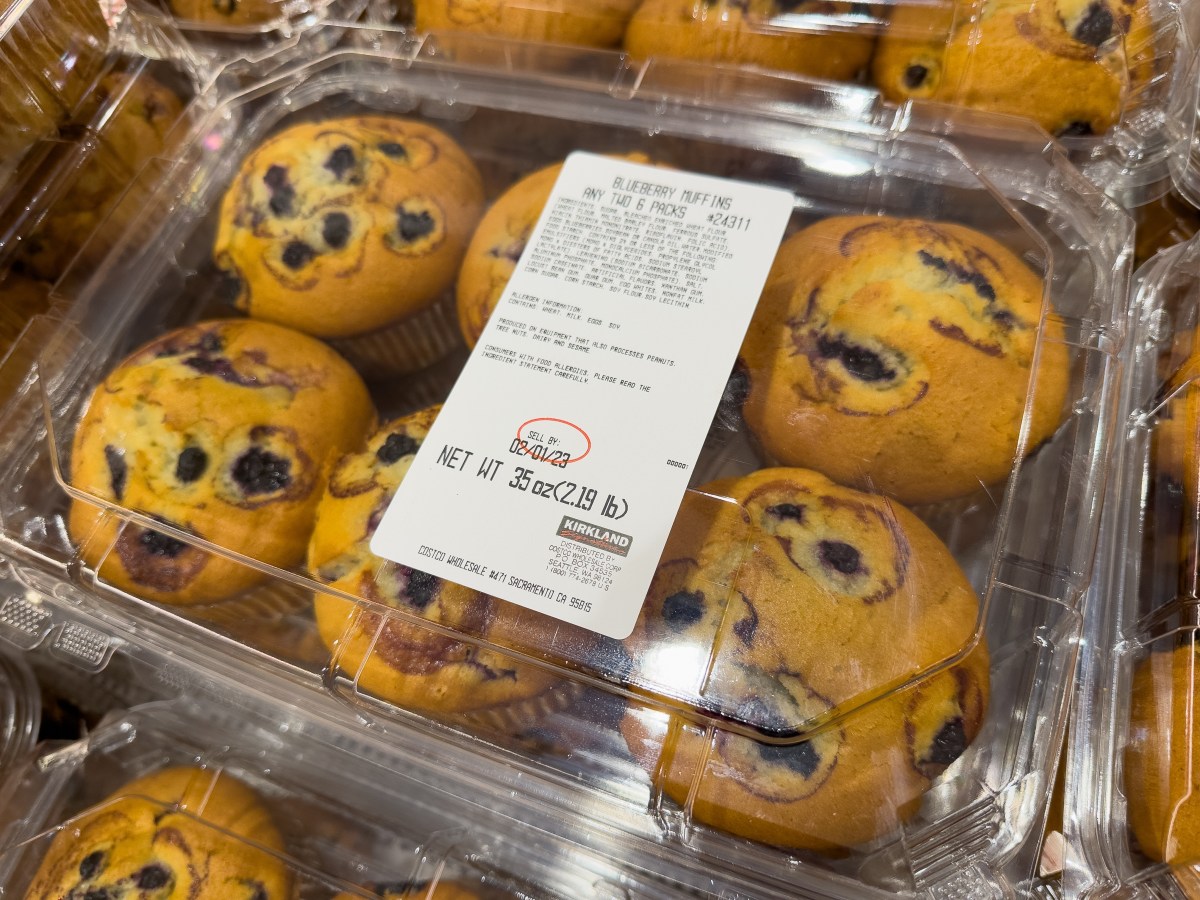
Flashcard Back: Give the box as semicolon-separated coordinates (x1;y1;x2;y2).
371;152;793;639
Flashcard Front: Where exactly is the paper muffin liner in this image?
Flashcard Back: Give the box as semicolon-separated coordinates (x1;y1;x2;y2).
328;292;461;382
460;678;587;745
692;426;765;487
173;576;329;669
194;576;311;621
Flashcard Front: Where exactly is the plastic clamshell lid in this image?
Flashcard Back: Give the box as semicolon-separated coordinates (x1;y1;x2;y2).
0;0;38;40
0;701;696;900
1067;232;1200;898
41;42;1109;742
0;28;1128;896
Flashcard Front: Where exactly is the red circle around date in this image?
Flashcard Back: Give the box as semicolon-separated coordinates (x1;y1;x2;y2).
515;417;592;465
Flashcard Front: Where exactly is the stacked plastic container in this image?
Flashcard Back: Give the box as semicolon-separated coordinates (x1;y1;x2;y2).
0;0;367;346
0;0;111;184
0;15;1138;898
1065;234;1200;898
0;1;210;387
118;0;371;81
0;699;705;899
378;0;1200;206
5;2;1200;899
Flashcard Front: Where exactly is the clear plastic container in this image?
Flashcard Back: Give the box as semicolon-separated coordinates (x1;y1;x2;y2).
0;26;1130;898
0;6;205;314
0;699;700;899
377;0;1200;207
1065;232;1200;899
0;29;200;381
1167;1;1200;210
0;56;201;284
0;273;53;367
0;0;110;179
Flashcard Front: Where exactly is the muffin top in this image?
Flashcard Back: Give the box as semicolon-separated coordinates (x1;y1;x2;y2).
625;467;984;727
215;116;484;339
68;318;374;604
620;467;989;852
873;0;1155;137
624;0;876;81
309;406;581;713
23;767;292;900
739;215;1068;504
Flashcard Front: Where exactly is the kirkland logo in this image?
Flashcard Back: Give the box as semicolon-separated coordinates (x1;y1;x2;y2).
557;516;633;557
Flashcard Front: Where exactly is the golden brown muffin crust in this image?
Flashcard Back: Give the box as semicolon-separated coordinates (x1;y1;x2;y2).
309;406;574;714
215;117;484;340
625;0;876;81
621;467;988;851
24;767;293;900
1125;643;1200;878
739;215;1068;504
68;319;375;605
872;0;1156;137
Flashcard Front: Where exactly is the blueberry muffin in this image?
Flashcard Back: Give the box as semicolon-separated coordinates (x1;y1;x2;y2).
739;215;1069;505
23;767;292;900
873;0;1155;138
1125;642;1200;876
214;116;484;371
456;153;652;348
625;0;876;81
68;319;375;605
621;467;989;851
309;407;589;716
333;880;485;899
23;71;186;282
163;0;292;26
414;0;640;47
